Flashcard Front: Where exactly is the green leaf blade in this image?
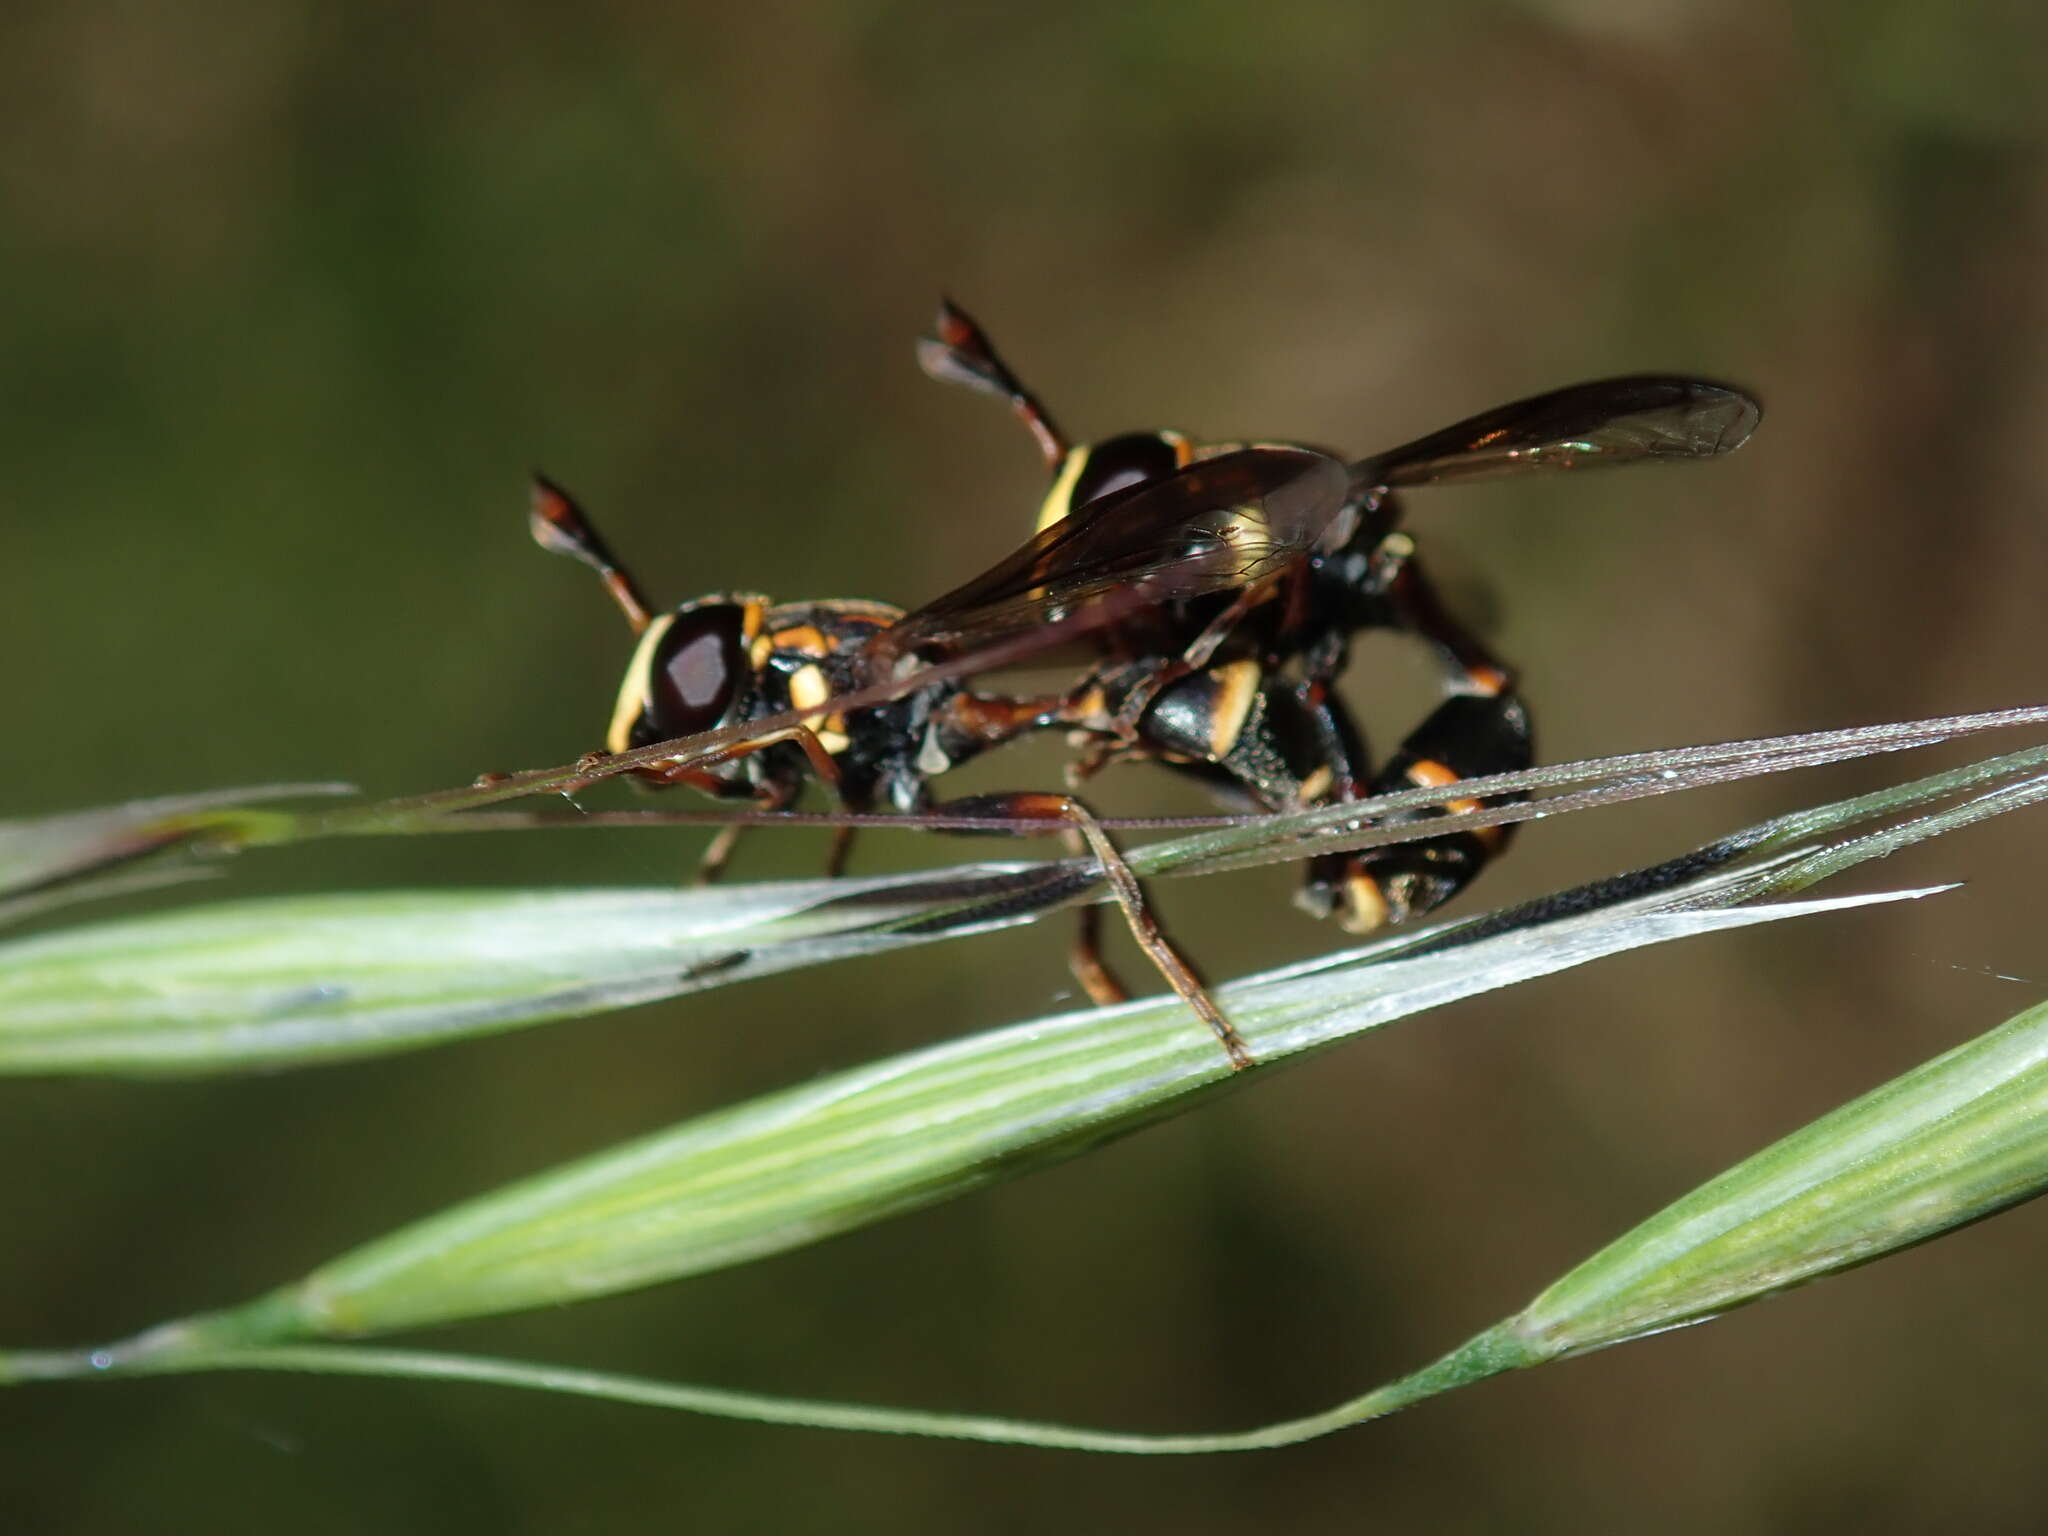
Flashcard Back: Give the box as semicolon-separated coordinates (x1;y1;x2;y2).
1507;997;2048;1359
0;872;1043;1075
264;894;1930;1339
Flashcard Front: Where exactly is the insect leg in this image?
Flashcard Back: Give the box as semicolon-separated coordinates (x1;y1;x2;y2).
683;724;845;790
1302;555;1532;931
1108;578;1280;737
921;692;1251;1064
694;821;749;884
654;726;855;881
688;791;857;884
1067;901;1130;1008
931;789;1254;1071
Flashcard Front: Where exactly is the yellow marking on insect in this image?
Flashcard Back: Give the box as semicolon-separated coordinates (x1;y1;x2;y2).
1205;659;1261;758
1341;872;1390;934
771;624;830;657
1464;665;1510;697
608;612;677;753
786;667;849;754
789;664;832;712
1404;757;1501;843
1035;446;1090;534
1068;683;1108;723
749;632;774;667
1297;764;1334;802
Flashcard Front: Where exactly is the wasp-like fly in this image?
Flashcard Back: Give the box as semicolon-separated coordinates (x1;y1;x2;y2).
533;302;1759;1067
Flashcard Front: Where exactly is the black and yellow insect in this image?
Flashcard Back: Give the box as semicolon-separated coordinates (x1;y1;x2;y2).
908;300;1759;932
532;300;1760;1066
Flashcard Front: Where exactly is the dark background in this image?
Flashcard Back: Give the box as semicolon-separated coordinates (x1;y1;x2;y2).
4;4;2047;1531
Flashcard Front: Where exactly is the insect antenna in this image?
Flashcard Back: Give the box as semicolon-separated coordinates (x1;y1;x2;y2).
916;298;1069;472
529;474;656;634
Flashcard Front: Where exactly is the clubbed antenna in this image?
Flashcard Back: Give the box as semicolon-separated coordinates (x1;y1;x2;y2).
529;474;655;634
916;297;1069;472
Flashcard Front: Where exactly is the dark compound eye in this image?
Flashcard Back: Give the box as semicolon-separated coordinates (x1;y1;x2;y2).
634;605;749;744
1071;432;1183;510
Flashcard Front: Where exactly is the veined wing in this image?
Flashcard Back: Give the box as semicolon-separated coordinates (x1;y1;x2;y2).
1356;375;1761;490
865;446;1349;677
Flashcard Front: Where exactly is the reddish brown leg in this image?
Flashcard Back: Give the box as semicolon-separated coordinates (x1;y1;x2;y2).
1043;775;1141;1003
694;822;749;885
1110;580;1276;736
694;801;854;886
1304;552;1531;931
655;725;848;883
1062;733;1149;788
1067;902;1130;1007
941;789;1253;1071
679;725;845;789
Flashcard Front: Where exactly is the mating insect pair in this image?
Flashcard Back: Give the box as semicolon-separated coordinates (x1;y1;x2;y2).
533;301;1760;1068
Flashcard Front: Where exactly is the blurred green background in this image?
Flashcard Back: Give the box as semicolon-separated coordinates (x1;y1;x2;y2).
4;3;2047;1530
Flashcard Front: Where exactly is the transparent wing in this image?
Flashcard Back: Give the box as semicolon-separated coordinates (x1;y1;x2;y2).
866;446;1350;675
1356;375;1761;489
